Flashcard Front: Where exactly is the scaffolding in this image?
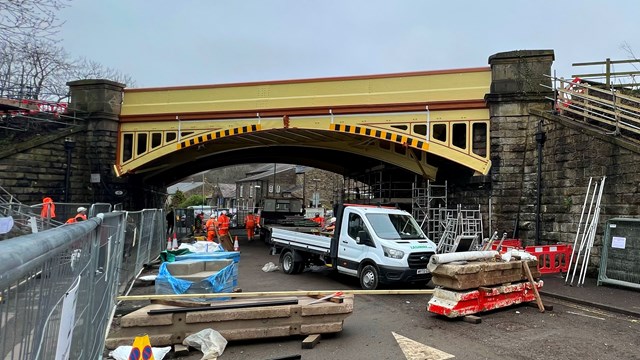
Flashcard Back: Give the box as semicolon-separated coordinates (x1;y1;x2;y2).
434;204;484;254
412;180;447;241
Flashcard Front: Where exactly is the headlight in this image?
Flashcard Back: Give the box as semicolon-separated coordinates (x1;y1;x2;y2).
382;245;404;259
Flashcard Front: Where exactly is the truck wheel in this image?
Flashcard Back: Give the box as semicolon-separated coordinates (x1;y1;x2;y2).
360;264;379;290
280;251;296;275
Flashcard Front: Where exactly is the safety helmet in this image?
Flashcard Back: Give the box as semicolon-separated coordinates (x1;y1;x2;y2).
315;213;320;217
221;210;227;215
77;206;87;213
330;217;337;223
210;214;215;218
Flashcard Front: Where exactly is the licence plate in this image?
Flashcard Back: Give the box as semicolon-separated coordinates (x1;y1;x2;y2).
417;269;428;275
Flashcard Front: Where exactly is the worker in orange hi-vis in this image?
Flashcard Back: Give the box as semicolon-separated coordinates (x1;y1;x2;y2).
217;210;233;251
244;211;257;241
205;214;217;242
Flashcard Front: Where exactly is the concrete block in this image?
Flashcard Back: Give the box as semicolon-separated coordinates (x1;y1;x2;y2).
186;306;292;323
166;260;204;276
432;260;540;290
205;259;233;271
120;304;177;327
301;322;343;334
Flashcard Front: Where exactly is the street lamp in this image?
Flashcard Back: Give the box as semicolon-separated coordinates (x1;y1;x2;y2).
312;178;320;207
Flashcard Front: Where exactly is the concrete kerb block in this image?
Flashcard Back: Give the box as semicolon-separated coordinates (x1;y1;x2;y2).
166;260;205;276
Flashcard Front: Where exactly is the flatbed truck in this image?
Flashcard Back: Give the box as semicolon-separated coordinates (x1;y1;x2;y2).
270;204;437;290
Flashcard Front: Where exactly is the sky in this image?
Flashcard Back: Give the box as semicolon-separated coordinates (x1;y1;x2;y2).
58;0;640;89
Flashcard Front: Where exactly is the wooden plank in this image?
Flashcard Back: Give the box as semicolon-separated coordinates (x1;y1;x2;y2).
526;302;553;311
522;262;545;313
463;315;482;324
302;334;321;349
117;289;434;301
173;344;189;356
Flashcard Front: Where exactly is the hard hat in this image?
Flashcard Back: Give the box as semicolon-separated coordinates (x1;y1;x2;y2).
221;210;227;215
210;214;215;218
330;217;336;223
77;206;87;213
315;213;320;217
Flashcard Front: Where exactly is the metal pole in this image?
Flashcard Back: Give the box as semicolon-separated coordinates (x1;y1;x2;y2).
63;138;75;203
565;177;593;284
535;121;546;245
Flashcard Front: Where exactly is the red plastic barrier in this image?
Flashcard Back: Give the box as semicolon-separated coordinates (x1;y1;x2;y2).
524;244;573;274
490;239;523;253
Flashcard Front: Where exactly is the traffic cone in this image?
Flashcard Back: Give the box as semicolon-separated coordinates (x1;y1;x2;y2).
167;236;172;250
172;233;178;249
233;236;240;251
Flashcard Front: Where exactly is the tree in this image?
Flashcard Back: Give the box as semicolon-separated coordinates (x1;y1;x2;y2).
170;190;186;209
0;0;70;47
180;195;206;208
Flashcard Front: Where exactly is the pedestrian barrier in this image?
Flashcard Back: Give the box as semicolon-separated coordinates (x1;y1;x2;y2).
525;244;572;274
598;218;640;290
0;206;167;359
489;240;572;274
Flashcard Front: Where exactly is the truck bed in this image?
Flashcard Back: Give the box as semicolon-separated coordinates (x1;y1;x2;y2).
270;227;332;256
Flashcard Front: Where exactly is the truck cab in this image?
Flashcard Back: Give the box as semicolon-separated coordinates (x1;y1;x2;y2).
332;205;437;289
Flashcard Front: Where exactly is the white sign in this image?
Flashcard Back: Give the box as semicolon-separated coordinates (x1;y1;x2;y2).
611;236;626;249
90;173;100;183
55;275;81;360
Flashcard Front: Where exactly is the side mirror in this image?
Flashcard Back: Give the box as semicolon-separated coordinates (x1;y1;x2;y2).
356;230;370;245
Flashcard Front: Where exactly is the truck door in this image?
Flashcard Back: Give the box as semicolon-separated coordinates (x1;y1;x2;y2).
336;211;373;276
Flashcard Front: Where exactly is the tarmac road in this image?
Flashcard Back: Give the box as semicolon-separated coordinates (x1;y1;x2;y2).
122;234;640;360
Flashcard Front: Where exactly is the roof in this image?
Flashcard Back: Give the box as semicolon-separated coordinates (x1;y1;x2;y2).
167;182;203;194
237;164;297;182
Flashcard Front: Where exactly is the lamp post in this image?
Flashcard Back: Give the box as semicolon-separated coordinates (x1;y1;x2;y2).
63;137;75;203
312;178;320;208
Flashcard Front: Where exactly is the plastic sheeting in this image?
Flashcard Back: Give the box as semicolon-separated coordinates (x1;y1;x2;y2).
155;260;237;301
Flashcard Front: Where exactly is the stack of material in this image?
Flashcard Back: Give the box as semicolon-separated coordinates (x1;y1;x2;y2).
105;295;354;349
427;258;542;318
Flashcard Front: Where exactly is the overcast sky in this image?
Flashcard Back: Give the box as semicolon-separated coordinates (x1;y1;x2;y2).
59;0;639;88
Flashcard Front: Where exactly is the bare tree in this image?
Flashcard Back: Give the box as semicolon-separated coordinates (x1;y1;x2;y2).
0;0;70;47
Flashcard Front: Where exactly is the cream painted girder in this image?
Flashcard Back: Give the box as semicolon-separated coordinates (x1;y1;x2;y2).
116;68;492;177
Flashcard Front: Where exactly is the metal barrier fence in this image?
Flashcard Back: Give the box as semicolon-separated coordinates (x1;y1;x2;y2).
0;206;168;358
119;210;166;296
0;212;125;359
598;218;640;290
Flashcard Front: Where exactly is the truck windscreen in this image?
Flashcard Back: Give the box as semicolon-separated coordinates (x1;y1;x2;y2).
366;213;427;240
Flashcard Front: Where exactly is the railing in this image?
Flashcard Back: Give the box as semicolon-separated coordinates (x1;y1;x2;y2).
0;208;166;359
572;58;640;89
546;75;640;139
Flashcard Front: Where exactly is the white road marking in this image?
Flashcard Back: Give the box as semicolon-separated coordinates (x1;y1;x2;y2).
566;311;606;321
392;332;455;360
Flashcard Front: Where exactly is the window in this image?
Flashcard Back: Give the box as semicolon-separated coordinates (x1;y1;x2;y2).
166;132;177;142
249;185;253;198
347;213;368;240
472;122;488;157
413;124;427;136
240;185;244;198
391;124;407;131
432;124;447;142
122;133;133;162
151;133;162;148
452;123;467;149
366;213;426;240
136;133;147;156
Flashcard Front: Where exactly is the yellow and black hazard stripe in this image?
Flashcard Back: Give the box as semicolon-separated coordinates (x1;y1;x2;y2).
178;124;261;150
329;124;429;151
